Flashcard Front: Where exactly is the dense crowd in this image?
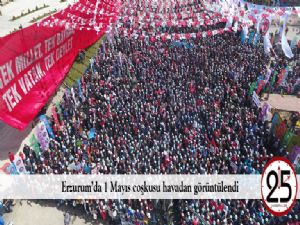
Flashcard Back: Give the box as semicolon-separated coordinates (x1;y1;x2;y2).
245;0;299;7
19;30;300;224
13;0;300;224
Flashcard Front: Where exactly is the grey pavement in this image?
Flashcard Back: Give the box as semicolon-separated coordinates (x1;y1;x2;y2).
2;200;107;225
0;122;32;163
0;0;77;37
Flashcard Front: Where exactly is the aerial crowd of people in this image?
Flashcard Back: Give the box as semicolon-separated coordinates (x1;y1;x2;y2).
15;0;300;224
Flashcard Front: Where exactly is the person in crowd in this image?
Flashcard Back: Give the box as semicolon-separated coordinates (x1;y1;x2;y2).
64;212;71;225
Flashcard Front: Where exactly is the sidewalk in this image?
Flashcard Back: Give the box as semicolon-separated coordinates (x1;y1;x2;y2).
2;200;107;225
0;0;76;37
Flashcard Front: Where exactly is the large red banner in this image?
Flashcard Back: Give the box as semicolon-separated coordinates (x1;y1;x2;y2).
0;0;119;130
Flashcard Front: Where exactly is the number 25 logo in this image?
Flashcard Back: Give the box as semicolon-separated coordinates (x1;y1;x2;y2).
261;157;298;216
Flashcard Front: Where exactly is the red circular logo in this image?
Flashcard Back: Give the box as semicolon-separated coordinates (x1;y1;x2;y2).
261;157;298;216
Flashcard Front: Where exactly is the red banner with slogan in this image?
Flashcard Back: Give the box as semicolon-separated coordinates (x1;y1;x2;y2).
0;0;119;130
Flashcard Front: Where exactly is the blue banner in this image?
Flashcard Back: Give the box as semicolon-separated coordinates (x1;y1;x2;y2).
0;215;4;225
271;112;281;134
241;30;246;44
6;163;19;175
171;41;193;49
39;115;55;139
253;33;260;46
88;128;96;139
257;75;264;83
248;31;255;45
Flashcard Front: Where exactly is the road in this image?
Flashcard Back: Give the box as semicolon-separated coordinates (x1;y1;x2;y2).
2;200;106;225
0;122;31;164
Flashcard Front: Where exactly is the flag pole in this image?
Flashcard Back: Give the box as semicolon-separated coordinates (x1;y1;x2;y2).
93;0;100;24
